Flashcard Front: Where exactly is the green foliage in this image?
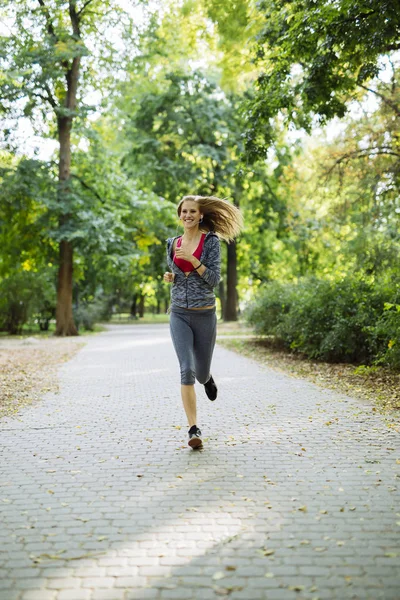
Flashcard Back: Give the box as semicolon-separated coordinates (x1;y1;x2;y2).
203;0;263;91
374;303;400;369
0;0;130;126
0;270;55;334
254;63;400;286
246;275;400;368
244;0;400;158
0;155;58;333
73;299;108;331
0;156;57;272
243;280;295;338
123;70;242;200
68;123;177;315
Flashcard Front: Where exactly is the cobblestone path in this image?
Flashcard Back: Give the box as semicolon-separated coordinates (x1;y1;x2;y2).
1;324;399;600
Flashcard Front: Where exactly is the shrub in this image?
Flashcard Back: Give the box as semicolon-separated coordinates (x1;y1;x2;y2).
245;280;298;337
73;300;107;331
245;275;400;367
0;271;55;334
374;303;400;369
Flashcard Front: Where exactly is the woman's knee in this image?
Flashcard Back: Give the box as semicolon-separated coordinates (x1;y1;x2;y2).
181;368;196;385
196;370;210;385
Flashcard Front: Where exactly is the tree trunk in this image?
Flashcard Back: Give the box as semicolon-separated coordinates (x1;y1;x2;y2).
130;293;138;318
56;240;77;335
138;294;145;318
218;279;226;321
54;4;81;335
55;115;78;336
224;241;238;321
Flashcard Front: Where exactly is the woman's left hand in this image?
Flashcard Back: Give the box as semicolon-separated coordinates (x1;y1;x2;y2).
175;247;194;263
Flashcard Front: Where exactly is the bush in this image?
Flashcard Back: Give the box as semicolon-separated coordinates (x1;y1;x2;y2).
73;300;107;331
374;303;400;369
244;280;298;337
245;275;400;367
0;271;55;334
35;299;55;331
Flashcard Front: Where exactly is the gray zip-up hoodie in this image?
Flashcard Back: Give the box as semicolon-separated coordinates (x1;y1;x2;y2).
166;232;221;309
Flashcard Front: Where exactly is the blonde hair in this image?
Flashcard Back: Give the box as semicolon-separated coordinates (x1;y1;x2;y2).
177;195;243;243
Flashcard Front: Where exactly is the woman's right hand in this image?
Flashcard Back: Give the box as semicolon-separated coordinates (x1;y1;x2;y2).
163;271;175;283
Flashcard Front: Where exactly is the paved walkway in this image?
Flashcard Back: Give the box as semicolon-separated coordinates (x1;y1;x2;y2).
0;324;399;600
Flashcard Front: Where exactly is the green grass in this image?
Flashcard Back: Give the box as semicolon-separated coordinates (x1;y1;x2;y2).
109;314;254;328
108;312;170;324
0;323;56;338
0;321;106;339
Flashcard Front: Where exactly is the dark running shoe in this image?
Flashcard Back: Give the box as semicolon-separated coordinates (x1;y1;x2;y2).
204;375;218;401
188;425;203;449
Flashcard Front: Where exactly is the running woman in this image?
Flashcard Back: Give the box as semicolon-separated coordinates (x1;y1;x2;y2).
164;195;243;449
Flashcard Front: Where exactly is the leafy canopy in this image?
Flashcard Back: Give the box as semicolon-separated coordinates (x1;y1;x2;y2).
244;0;400;159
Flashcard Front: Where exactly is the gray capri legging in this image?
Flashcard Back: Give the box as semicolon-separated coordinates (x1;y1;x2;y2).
169;306;217;385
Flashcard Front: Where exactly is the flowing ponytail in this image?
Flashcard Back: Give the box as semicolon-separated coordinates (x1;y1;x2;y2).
177;195;243;242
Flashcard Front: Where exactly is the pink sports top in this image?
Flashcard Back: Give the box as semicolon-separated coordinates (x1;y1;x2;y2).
173;233;206;272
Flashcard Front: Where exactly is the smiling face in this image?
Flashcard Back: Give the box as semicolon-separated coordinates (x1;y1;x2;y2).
179;200;203;230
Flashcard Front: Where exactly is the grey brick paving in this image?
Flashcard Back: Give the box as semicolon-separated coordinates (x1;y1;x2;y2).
1;323;399;600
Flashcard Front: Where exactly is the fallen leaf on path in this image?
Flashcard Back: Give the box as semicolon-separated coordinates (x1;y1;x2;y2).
288;585;304;591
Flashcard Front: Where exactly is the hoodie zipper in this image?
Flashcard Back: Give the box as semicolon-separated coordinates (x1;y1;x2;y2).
169;234;209;308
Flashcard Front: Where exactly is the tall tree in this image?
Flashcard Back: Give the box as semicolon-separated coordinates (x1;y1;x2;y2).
0;0;132;334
